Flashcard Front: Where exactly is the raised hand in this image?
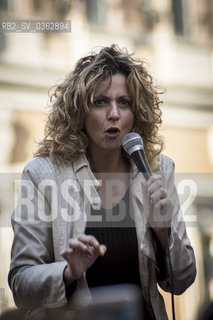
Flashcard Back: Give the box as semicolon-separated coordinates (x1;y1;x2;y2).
60;234;107;285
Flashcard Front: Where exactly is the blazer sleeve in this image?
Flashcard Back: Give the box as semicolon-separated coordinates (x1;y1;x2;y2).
8;160;68;309
157;157;197;294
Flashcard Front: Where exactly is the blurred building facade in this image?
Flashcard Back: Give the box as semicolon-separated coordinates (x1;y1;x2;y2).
0;0;213;319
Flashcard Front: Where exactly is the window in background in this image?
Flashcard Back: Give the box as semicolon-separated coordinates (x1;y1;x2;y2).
172;0;184;35
171;0;191;37
0;0;8;11
86;0;106;25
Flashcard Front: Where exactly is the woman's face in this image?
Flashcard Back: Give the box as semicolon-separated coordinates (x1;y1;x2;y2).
85;73;134;155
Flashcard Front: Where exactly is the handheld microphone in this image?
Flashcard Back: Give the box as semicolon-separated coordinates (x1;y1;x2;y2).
122;132;152;180
123;133;176;320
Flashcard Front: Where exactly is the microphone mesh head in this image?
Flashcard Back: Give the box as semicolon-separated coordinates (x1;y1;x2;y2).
122;132;144;155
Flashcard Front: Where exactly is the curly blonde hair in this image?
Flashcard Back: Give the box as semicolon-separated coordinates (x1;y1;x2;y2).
34;44;164;170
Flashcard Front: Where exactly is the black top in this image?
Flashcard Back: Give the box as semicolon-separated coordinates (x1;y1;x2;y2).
85;190;140;287
84;190;155;320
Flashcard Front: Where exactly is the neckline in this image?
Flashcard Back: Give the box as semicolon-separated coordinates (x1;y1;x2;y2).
99;187;129;211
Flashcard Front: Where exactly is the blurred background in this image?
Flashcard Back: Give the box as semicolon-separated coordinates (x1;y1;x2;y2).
0;0;213;319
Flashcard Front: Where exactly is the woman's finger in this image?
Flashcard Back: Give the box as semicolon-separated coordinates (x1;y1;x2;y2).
60;248;73;261
150;187;167;201
77;234;100;251
99;244;107;256
148;180;162;194
147;174;161;188
68;239;89;252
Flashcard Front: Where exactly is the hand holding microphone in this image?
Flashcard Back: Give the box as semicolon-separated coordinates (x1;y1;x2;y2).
122;132;173;230
123;133;177;320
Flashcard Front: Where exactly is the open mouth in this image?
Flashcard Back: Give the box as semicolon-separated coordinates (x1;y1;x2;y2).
105;127;120;137
106;128;120;134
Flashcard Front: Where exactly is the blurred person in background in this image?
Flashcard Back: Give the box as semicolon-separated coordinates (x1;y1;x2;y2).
8;45;196;320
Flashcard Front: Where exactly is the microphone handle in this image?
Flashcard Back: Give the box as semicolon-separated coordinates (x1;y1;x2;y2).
131;150;152;181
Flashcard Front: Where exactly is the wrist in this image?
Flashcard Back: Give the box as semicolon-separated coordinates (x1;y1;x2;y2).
63;265;73;286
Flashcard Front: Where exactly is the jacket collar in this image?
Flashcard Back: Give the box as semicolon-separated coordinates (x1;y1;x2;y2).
72;154;148;214
73;153;102;210
73;153;89;173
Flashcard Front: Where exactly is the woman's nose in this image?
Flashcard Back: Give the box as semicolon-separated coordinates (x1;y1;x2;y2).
107;101;120;120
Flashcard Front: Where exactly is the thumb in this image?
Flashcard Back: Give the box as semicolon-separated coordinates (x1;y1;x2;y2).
99;244;107;256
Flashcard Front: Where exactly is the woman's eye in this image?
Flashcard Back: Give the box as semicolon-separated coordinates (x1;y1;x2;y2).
94;99;105;106
120;99;131;106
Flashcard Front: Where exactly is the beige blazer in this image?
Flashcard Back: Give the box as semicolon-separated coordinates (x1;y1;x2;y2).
8;154;196;319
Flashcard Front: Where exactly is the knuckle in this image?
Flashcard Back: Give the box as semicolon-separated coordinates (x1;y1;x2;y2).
68;239;74;246
87;235;95;243
160;187;165;194
77;234;86;241
157;180;162;188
